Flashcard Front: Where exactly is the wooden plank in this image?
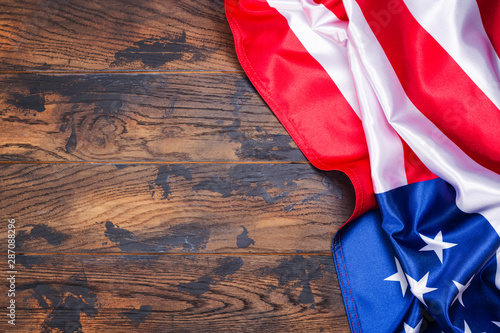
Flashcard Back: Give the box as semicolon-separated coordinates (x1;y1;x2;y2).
0;73;306;162
3;254;350;332
0;164;354;253
0;163;355;253
0;0;239;72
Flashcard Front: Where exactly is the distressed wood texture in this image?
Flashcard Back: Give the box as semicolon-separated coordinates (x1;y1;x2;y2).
0;163;354;253
0;73;306;162
0;0;239;72
3;255;350;332
0;0;355;331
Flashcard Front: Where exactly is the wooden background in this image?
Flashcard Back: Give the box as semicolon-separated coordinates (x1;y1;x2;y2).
0;0;354;331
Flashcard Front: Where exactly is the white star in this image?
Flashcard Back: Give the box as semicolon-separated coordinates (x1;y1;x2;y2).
419;231;457;263
404;319;423;333
385;257;408;296
452;275;475;307
493;321;500;328
464;320;471;333
406;272;437;307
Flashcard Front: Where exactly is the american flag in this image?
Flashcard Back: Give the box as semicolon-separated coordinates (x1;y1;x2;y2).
225;0;500;331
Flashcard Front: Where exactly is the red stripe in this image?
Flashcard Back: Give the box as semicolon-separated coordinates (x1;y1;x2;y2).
225;0;375;220
357;0;500;175
476;0;500;58
400;139;437;185
314;0;349;21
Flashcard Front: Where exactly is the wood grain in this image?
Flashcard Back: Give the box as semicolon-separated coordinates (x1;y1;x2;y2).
0;73;306;162
0;0;239;72
0;163;355;253
0;0;356;330
2;254;349;332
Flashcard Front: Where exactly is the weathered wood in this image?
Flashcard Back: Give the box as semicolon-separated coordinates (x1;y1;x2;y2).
0;73;306;162
0;163;355;253
0;0;356;330
4;254;349;332
0;0;239;72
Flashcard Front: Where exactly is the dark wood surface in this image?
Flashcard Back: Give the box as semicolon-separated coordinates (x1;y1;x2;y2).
12;255;348;332
1;0;239;72
0;73;304;162
0;0;354;331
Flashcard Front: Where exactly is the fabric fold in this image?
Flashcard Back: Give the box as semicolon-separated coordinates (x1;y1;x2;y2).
225;0;500;331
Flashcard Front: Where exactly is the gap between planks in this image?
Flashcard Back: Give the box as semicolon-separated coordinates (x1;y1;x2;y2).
0;252;331;256
0;70;245;75
0;161;310;165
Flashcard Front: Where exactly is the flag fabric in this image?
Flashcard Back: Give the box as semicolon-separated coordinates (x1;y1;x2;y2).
225;0;500;332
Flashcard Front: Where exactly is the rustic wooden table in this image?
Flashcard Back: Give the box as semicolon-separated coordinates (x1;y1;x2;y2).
0;0;354;331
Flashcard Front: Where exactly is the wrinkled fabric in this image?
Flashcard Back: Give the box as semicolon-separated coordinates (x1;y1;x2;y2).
225;0;500;331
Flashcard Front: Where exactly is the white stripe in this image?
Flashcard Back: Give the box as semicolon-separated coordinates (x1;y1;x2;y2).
266;0;359;116
347;39;407;192
267;0;407;192
404;0;500;110
343;0;500;235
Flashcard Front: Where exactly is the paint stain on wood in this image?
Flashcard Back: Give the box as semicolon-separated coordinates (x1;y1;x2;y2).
192;164;302;204
149;165;193;200
236;226;255;248
261;256;335;309
284;173;344;213
16;224;71;250
17;254;45;269
6;76;51;117
222;78;302;161
2;74;305;161
121;305;153;327
103;221;209;252
65;124;78;153
18;271;99;333
8;74;145;130
238;131;300;161
8;92;45;114
321;175;343;200
212;257;244;277
229;77;253;116
115;164;136;170
177;276;213;296
5;74;138;155
111;31;214;68
177;257;244;296
163;99;176;119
